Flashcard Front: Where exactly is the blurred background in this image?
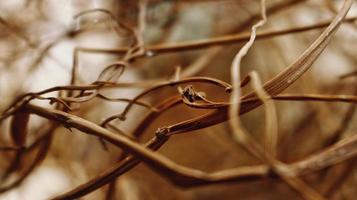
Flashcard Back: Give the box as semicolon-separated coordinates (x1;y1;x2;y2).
0;0;356;199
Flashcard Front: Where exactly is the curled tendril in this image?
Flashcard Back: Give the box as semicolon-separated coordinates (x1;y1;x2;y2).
94;61;127;84
74;8;136;42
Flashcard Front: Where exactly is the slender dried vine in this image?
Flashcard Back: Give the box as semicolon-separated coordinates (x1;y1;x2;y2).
0;0;356;199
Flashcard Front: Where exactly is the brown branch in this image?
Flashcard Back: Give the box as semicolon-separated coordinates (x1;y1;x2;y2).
72;16;357;58
151;0;353;137
21;103;357;200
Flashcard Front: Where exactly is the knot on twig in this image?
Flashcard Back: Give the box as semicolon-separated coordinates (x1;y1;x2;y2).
155;127;169;139
118;114;126;121
225;86;232;93
181;85;205;103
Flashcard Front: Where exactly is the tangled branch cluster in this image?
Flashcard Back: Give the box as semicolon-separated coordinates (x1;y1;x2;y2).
0;0;356;199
